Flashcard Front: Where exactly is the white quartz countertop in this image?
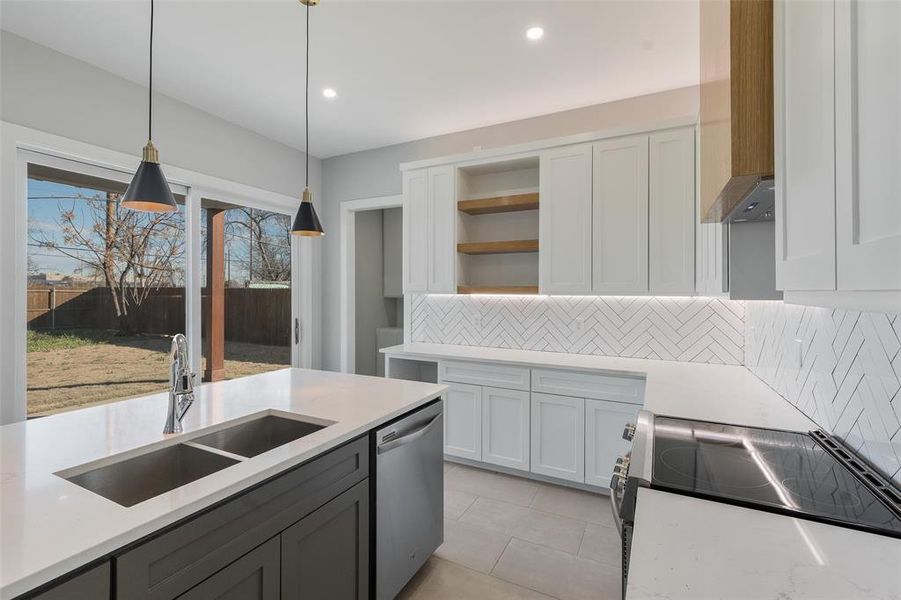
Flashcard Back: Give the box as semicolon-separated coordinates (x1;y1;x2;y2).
627;488;901;599
0;368;445;599
384;343;901;598
382;343;816;430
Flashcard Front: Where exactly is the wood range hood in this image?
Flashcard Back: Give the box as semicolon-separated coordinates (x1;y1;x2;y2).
700;0;774;223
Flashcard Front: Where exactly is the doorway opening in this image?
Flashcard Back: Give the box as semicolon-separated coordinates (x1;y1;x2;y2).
340;195;404;375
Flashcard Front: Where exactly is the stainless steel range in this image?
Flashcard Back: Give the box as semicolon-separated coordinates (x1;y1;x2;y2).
610;411;901;597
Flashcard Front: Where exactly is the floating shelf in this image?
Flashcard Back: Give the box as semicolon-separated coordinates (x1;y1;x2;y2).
457;193;539;215
457;285;539;295
457;239;539;255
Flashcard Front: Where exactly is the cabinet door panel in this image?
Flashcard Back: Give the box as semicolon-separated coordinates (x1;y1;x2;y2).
835;0;901;290
592;135;649;293
428;165;457;293
775;0;836;290
442;382;482;460
281;480;369;600
585;399;640;488
32;562;110;600
177;538;279;600
649;128;696;293
539;144;593;294
530;393;584;483
482;386;530;471
403;169;429;293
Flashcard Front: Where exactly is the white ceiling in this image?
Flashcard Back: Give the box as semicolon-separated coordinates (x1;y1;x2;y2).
1;0;699;158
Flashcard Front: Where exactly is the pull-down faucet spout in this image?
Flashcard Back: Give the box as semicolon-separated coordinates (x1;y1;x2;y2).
163;333;195;434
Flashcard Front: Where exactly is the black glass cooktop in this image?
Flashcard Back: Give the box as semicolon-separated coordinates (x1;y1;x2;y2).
650;417;901;538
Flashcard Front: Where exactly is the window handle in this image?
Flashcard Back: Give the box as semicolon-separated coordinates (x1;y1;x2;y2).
295;318;302;344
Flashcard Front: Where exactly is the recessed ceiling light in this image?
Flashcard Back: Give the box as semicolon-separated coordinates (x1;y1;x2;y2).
322;88;337;99
526;26;544;41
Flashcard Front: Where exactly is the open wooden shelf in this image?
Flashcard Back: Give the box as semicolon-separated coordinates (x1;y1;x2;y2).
457;193;539;215
457;285;539;295
457;239;539;255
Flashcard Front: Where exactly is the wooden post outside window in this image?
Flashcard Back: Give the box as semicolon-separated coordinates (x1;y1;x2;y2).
203;208;225;382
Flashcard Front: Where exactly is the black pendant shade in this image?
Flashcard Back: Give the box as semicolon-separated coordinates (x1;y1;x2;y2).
291;0;325;237
124;0;176;213
292;188;325;236
122;143;177;212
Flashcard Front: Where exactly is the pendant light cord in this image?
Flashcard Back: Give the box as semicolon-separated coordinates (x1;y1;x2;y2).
148;0;154;142
305;0;310;188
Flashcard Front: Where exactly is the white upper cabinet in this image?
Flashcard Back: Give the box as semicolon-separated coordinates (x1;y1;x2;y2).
592;135;649;293
427;165;457;293
403;169;429;293
649;128;696;293
539;144;593;294
776;0;900;299
834;0;901;290
774;0;837;291
403;166;455;293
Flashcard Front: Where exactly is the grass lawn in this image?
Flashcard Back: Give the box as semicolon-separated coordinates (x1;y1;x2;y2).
27;329;290;416
27;328;118;352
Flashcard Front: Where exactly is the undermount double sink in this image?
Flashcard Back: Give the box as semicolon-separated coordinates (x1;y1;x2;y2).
60;413;332;507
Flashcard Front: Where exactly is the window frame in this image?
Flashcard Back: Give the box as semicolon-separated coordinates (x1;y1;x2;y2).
1;122;314;423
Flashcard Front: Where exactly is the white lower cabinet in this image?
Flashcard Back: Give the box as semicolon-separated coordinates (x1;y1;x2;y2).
481;387;530;471
443;382;482;461
530;393;585;483
584;399;640;488
440;362;645;490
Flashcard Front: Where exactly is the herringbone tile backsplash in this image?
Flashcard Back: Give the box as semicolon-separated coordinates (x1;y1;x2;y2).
410;294;745;364
745;301;901;485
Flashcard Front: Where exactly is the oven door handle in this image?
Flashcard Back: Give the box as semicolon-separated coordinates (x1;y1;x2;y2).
610;472;624;536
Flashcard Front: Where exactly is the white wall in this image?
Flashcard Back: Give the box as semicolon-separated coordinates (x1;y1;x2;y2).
320;86;699;371
1;32;321;199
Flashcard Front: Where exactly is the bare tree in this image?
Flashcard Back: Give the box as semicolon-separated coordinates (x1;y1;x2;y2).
30;192;185;334
226;208;291;283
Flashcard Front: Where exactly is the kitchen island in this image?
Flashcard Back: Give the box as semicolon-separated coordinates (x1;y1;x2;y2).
0;368;445;599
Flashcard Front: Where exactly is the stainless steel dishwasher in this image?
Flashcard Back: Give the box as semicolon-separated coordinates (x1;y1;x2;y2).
375;400;443;600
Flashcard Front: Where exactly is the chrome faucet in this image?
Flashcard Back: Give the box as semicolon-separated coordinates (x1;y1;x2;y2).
163;333;195;434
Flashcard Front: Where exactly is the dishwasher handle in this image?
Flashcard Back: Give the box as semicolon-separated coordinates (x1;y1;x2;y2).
377;414;441;455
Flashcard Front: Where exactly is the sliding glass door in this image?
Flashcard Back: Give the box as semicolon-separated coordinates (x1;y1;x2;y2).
18;151;305;418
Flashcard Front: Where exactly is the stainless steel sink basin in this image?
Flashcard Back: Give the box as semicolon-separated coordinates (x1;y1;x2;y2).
191;415;326;458
63;444;239;507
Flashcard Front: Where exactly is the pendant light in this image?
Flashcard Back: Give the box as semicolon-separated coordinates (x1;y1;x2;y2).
291;0;325;236
123;0;177;213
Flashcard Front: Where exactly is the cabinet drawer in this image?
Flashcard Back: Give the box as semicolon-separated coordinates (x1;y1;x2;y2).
531;368;645;404
117;437;368;600
439;360;530;391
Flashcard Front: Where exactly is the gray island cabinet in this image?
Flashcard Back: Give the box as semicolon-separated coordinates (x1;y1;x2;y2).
22;436;370;600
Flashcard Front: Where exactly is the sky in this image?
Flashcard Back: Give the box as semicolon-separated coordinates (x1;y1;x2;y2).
28;178;290;286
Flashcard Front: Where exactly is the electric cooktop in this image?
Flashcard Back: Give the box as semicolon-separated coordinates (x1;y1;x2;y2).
649;416;901;538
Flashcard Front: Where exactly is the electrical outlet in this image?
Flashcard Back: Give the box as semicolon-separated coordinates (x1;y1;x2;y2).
794;338;804;369
575;317;586;332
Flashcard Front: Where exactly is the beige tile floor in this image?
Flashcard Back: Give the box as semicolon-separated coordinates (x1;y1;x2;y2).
397;462;622;600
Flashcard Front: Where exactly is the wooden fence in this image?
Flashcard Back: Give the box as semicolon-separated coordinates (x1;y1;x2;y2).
27;286;291;346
